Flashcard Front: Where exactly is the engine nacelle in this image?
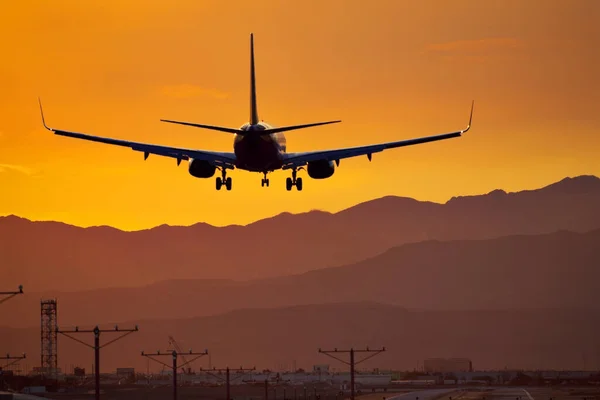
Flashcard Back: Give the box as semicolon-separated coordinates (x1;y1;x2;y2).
188;159;217;178
307;160;335;179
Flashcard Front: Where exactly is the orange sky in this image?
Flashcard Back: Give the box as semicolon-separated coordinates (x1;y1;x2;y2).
1;0;599;230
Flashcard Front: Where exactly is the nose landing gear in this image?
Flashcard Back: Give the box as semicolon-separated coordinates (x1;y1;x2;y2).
261;172;270;187
216;168;232;191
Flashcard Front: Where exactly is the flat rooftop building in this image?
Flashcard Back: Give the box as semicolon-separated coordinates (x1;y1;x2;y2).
423;358;473;373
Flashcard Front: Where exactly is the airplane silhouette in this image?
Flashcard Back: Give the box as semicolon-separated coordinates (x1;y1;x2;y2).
39;33;473;191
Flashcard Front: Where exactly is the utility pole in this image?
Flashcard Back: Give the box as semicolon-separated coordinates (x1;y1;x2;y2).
142;349;208;400
263;373;290;400
168;336;192;374
57;325;138;400
0;285;23;305
318;347;386;400
200;366;255;400
265;378;268;400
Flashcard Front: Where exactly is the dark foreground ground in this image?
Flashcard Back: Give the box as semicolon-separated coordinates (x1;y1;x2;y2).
27;385;599;400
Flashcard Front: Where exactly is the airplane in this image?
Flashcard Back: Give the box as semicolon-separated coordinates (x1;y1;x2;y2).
39;33;474;192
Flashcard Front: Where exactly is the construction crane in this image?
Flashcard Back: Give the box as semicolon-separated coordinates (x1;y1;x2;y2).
168;336;192;374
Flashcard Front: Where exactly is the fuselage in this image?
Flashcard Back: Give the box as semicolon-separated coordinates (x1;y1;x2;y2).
233;122;287;172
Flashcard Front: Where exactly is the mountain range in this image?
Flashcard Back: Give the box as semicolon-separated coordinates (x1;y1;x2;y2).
2;175;600;372
3;228;599;329
2;175;600;292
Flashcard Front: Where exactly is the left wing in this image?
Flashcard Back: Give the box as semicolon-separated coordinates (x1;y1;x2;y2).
282;101;474;169
39;99;236;168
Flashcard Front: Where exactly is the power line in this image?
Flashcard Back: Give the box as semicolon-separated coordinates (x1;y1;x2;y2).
58;325;139;400
318;347;386;400
142;349;208;400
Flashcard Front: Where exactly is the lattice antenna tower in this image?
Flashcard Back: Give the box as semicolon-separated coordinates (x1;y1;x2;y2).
41;299;58;375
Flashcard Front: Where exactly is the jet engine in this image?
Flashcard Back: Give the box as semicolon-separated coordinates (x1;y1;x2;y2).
307;160;335;179
188;159;217;178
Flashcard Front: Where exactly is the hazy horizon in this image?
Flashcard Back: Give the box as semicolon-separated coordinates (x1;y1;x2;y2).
1;173;596;231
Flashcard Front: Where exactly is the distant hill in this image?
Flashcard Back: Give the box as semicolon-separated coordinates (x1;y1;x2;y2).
2;175;600;291
1;303;599;373
3;229;600;329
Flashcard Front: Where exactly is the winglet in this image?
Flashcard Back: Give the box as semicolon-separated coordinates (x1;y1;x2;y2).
463;100;474;133
38;97;52;131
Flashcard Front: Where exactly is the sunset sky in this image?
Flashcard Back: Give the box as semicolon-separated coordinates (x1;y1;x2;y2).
1;0;599;230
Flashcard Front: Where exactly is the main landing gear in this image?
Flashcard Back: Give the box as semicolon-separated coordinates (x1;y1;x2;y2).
286;168;303;191
215;168;232;191
261;172;270;187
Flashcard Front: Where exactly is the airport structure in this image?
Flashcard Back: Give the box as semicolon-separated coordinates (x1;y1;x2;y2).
40;299;58;377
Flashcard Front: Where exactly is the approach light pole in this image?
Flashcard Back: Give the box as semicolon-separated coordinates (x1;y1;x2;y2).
0;353;26;371
0;285;23;305
142;349;209;400
0;353;26;390
262;373;291;400
318;347;386;400
57;325;138;400
200;366;256;400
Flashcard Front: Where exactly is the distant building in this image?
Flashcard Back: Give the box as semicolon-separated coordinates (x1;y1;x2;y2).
31;366;62;376
313;365;329;373
423;358;472;373
116;368;135;378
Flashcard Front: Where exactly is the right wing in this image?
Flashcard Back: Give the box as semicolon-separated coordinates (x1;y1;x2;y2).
39;99;236;168
283;101;474;169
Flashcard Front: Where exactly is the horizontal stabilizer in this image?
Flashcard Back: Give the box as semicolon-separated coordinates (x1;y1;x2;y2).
264;120;341;135
160;119;243;135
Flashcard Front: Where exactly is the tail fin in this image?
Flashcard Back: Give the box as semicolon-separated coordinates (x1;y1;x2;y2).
249;33;259;125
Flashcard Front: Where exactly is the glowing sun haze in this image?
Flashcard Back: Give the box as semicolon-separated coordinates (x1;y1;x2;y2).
1;0;599;230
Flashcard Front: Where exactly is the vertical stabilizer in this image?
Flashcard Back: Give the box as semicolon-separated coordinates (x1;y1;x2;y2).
249;33;259;125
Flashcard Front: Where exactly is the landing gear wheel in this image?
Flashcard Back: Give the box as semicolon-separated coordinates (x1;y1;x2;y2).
286;169;304;191
216;168;231;191
261;172;270;188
